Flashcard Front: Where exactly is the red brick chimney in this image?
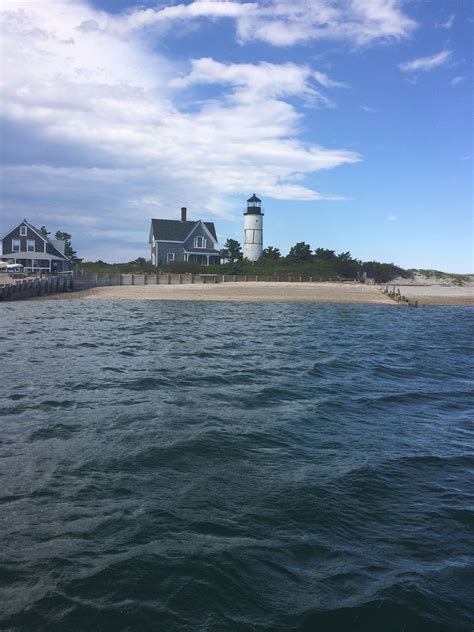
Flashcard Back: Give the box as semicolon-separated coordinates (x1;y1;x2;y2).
181;207;187;223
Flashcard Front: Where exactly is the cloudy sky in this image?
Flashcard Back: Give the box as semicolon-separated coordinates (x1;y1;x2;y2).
0;0;472;271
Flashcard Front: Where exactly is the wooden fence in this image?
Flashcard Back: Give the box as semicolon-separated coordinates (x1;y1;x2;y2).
0;272;357;302
72;273;341;289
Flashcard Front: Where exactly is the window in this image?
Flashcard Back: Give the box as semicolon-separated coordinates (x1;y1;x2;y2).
12;239;20;252
194;236;207;249
27;239;35;252
167;252;175;262
20;225;27;236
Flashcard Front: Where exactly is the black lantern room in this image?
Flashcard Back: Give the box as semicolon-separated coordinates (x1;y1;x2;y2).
244;194;263;215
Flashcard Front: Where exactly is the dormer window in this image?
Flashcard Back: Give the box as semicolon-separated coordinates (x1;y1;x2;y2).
20;225;27;236
194;236;207;249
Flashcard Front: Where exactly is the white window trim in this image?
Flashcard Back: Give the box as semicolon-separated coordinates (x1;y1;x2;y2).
12;239;20;252
20;226;27;236
27;239;35;252
194;236;207;249
167;252;175;262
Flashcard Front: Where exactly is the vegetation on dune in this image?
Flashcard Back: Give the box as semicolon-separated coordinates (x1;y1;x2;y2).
77;258;156;274
77;242;472;286
76;241;410;283
408;269;473;286
205;241;409;283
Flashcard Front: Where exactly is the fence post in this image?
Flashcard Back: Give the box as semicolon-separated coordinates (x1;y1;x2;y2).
95;273;98;287
191;274;194;284
233;275;236;282
131;274;135;286
144;273;148;285
179;274;183;285
222;274;225;283
167;273;171;285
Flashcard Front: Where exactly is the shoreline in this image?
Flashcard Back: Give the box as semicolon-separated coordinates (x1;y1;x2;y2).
32;281;474;306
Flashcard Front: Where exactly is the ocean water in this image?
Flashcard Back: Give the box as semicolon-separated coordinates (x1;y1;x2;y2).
0;300;473;631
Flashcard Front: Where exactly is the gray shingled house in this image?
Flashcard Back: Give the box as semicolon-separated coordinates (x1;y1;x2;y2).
0;219;70;273
149;208;220;267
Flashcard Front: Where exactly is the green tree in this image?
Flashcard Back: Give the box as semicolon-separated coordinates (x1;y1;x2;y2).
55;230;82;262
314;248;336;261
336;251;353;262
220;238;243;263
261;246;281;260
335;251;360;278
361;261;409;283
39;226;50;238
287;241;313;262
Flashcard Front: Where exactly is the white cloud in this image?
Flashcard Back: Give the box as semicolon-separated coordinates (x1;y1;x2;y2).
118;0;417;47
438;14;455;29
360;105;377;113
170;58;336;106
450;76;464;86
387;213;397;222
0;0;361;259
399;50;452;73
313;71;349;89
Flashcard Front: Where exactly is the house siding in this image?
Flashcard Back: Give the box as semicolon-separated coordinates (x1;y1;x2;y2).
183;225;216;251
2;225;45;255
156;242;185;266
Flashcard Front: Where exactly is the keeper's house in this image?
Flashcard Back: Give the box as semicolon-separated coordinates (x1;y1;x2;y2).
150;207;220;267
0;220;71;274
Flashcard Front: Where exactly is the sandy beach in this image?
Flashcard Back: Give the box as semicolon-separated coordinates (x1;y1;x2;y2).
31;280;474;305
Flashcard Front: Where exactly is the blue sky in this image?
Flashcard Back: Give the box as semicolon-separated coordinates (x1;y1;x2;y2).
1;0;472;271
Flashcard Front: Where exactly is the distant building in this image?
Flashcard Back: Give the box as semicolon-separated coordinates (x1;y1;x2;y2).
0;219;70;273
149;207;220;266
243;194;264;262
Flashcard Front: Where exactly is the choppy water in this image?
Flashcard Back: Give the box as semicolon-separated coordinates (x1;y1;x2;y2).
0;301;473;631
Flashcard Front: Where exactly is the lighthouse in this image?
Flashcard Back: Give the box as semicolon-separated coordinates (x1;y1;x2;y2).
243;194;264;262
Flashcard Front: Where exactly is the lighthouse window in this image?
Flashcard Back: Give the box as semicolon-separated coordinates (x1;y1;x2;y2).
194;236;207;249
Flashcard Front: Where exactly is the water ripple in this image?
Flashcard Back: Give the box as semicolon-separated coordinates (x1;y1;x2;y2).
0;302;473;631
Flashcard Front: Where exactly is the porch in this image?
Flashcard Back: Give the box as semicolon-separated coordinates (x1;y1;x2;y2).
184;252;221;266
0;255;68;274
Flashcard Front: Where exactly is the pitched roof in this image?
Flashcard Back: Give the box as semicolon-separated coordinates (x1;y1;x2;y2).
26;219;69;261
151;219;217;242
25;221;70;260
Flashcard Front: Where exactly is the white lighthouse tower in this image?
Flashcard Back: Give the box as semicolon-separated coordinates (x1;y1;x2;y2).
243;194;263;262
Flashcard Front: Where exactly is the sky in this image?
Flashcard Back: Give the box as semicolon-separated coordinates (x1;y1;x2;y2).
0;0;472;271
